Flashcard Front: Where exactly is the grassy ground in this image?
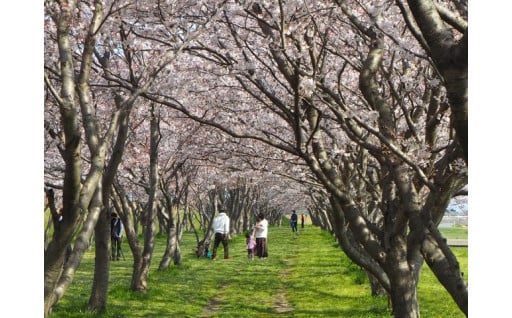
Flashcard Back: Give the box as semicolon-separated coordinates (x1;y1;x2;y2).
439;226;468;239
49;225;467;317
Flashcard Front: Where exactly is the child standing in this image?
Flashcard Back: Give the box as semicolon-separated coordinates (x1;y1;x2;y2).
246;232;256;260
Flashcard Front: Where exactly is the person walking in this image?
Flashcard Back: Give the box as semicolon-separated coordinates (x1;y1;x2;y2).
253;213;268;259
212;208;231;260
301;213;305;228
111;212;124;261
290;210;298;232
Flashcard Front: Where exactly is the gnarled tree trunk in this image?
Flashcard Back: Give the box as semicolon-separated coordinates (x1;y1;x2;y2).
131;105;160;292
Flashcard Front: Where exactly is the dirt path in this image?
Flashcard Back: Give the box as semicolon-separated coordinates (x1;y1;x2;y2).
273;262;294;314
274;292;294;314
199;296;223;318
199;283;229;318
200;272;295;316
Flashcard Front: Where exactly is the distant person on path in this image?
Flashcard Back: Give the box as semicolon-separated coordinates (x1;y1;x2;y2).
290;210;298;232
111;212;124;261
253;213;268;259
245;231;256;260
212;208;231;260
301;213;305;228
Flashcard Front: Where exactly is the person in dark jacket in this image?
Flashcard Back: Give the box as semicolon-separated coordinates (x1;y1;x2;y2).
290;210;298;232
111;212;124;261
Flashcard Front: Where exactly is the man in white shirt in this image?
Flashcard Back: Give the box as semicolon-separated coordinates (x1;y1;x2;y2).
211;208;231;260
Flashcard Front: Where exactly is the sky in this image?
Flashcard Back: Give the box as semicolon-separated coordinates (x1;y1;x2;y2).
2;1;509;316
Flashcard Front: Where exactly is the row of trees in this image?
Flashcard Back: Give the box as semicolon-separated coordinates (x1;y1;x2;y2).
44;1;467;317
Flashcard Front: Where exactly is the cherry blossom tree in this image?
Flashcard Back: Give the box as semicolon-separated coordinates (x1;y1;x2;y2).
45;0;467;317
44;0;223;314
134;1;467;317
402;0;467;162
44;1;121;314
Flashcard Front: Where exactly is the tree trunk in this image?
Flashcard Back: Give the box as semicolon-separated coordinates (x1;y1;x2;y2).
112;181;146;289
87;85;134;310
44;1;109;315
44;188;59;251
405;0;468;162
112;183;145;292
88;189;110;312
173;205;184;265
132;198;157;292
157;208;167;235
418;177;468;315
386;237;420;318
159;203;180;270
44;242;67;317
422;229;468;315
47;202;103;316
367;272;387;297
159;223;181;269
131;105;160;292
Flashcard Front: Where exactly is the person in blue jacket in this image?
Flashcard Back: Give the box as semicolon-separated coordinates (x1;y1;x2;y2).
111;212;124;261
290;210;298;232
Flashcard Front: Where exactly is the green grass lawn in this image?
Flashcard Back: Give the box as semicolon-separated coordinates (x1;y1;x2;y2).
439;226;468;240
49;224;468;317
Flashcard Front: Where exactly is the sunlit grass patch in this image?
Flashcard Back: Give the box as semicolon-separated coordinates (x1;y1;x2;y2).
440;226;468;239
49;223;467;317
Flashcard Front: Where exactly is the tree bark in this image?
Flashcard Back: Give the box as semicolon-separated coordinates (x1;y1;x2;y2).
422;227;468;315
386;240;420;318
159;201;181;269
111;183;145;291
44;2;82;316
405;0;468;162
48;200;103;315
131;105;160;292
88;189;109;312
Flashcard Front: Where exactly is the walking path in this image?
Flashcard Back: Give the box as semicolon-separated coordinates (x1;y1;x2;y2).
447;239;468;247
